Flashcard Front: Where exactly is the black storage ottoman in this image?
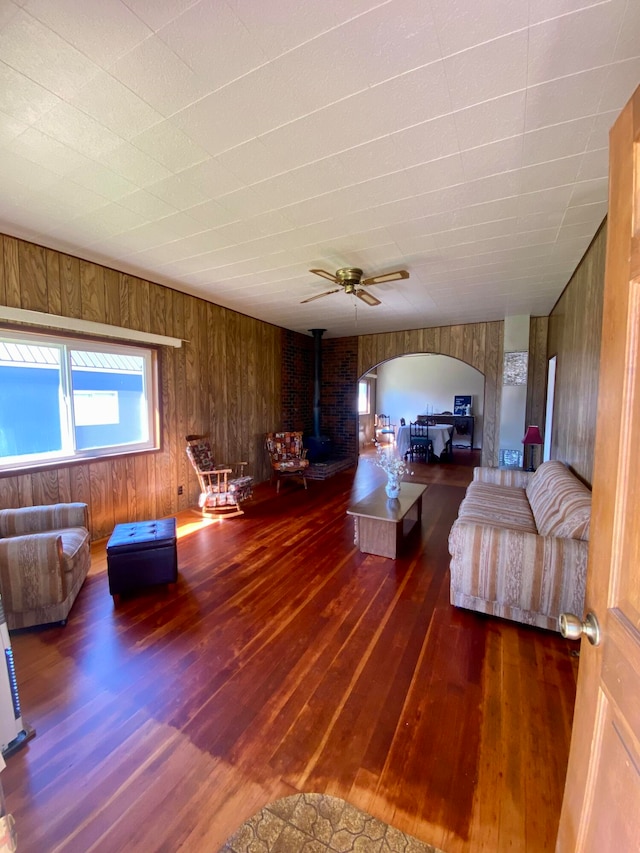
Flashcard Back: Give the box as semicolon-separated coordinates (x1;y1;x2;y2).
107;518;177;596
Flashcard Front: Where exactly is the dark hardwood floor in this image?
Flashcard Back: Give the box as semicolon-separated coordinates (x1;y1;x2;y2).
2;449;578;852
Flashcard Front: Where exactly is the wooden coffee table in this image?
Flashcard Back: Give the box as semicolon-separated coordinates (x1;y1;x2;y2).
347;482;427;559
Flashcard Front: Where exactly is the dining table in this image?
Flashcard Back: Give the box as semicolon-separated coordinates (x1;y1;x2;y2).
396;424;453;460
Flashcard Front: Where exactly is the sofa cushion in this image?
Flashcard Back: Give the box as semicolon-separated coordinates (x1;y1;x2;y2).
457;482;538;533
526;461;592;541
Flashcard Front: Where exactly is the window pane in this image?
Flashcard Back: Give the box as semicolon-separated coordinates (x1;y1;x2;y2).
358;381;369;415
70;350;148;451
0;341;64;459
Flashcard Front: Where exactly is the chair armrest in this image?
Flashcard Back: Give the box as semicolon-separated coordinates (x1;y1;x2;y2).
0;533;66;612
472;467;532;488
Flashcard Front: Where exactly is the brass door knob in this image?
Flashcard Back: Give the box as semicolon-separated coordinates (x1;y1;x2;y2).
559;611;601;646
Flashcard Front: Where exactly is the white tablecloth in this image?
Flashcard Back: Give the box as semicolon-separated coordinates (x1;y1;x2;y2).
396;424;453;459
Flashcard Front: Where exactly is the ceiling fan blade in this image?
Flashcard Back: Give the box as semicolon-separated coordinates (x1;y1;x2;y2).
356;288;381;307
309;268;339;283
361;269;409;286
300;288;341;304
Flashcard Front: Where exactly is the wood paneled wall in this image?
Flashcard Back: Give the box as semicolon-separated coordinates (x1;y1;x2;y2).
527;315;550;433
0;234;283;540
547;221;607;485
357;322;504;467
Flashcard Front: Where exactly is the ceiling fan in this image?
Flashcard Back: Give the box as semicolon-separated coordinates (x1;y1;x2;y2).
301;267;409;307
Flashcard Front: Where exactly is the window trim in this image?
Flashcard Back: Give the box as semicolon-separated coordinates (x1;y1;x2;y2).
0;328;161;473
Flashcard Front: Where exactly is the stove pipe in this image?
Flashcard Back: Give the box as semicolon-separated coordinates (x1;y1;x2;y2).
309;328;326;438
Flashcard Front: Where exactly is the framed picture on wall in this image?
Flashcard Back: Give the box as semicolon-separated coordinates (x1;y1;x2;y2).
454;395;471;415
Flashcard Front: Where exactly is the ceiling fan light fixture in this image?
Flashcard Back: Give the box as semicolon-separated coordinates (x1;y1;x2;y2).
302;265;409;307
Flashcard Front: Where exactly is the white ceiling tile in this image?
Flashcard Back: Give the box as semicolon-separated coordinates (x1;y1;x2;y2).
614;0;640;61
529;0;608;24
0;61;61;125
178;156;246;198
569;176;609;208
587;110;618;151
118;189;178;220
99;141;172;185
248;158;353;210
0;9;101;99
71;72;164;140
454;90;527;149
404;154;465;195
429;0;528;56
460;137;523;181
519;154;582;194
121;0;201;32
5;127;90;175
517;185;574;217
130;121;209;172
389;115;461;169
109;35;213;117
50;203;150;240
598;56;640;112
156;2;268;90
229;0;343;59
337;0;443;86
0;109;27;146
576;148;609;182
34;103;123;158
527;5;621;87
182;198;240;229
444;31;528;111
336;136;407;184
524;67;609;131
562;201;608;227
64;161;140;201
144;172;211;210
522;117;595;165
24;0;153;67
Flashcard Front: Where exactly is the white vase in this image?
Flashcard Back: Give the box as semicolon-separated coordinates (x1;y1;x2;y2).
385;476;401;499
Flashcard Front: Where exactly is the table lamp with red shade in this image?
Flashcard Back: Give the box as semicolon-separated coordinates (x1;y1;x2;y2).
522;425;543;471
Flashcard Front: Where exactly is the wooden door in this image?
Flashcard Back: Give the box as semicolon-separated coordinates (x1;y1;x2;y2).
556;86;640;849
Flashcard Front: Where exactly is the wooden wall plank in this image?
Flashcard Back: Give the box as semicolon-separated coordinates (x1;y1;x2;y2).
80;261;105;323
104;268;121;326
3;236;20;308
547;222;606;484
31;469;60;505
19;242;47;311
46;250;61;315
60;254;81;319
0;237;5;305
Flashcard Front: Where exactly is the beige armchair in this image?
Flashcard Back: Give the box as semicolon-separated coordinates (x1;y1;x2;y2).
0;503;91;629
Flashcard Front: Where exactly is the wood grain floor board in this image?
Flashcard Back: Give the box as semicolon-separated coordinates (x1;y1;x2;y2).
2;454;578;852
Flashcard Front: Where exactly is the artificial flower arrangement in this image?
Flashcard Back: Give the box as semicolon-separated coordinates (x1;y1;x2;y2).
372;440;407;497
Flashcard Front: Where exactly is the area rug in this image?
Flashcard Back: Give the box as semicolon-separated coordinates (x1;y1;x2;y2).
218;792;444;853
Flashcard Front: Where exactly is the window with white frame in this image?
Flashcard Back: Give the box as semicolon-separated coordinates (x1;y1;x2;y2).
0;330;159;470
358;380;370;415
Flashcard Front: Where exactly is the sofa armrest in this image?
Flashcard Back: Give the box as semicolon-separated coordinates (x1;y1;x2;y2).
448;520;588;629
0;502;88;537
0;532;67;613
472;467;533;488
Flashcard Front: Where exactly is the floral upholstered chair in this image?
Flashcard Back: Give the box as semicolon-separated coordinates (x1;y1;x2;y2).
265;431;310;493
186;434;253;517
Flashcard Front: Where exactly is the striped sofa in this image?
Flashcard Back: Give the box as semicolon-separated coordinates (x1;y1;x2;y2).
0;503;91;629
448;461;591;632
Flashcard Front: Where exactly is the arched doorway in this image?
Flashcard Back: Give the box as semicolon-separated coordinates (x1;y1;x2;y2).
359;353;485;457
357;321;502;467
